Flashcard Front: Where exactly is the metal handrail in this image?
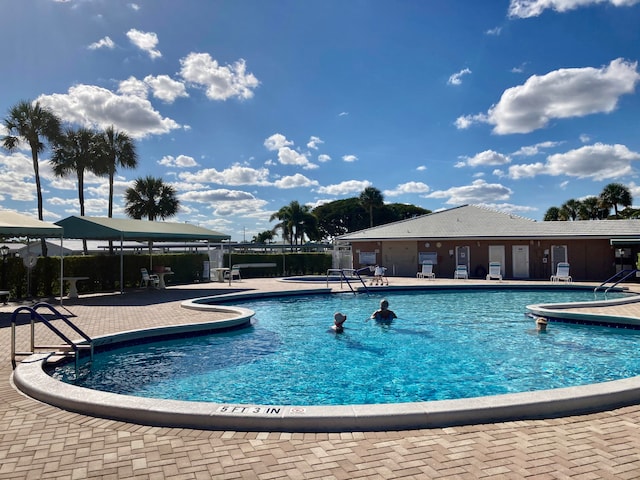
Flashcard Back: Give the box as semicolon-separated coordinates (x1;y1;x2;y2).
594;269;638;298
11;302;93;378
326;268;370;295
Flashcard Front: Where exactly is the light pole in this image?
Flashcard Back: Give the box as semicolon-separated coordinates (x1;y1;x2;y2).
1;245;9;304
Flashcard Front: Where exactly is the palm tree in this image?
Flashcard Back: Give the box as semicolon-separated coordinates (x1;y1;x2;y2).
359;187;384;228
543;206;561;221
2;100;62;256
560;199;581;221
578;196;607;220
124;176;180;221
270;200;317;245
599;183;632;219
252;230;274;243
51;127;108;254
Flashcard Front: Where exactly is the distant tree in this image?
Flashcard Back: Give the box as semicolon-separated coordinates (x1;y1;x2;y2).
270;200;318;245
313;198;367;238
124;176;180;221
559;199;581;221
2;100;62;256
578;196;607;220
252;230;274;243
599;183;632;219
51;127;108;254
543;206;561;221
359;187;384;228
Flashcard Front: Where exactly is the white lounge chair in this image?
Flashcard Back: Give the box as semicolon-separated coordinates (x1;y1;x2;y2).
417;262;435;279
140;268;160;288
224;265;242;281
486;262;502;281
454;264;468;279
551;262;572;283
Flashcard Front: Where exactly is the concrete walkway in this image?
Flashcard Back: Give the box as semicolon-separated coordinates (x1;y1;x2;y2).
2;278;640;479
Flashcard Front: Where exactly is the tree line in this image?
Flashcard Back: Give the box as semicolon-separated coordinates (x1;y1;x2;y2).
543;183;635;221
1;100;180;255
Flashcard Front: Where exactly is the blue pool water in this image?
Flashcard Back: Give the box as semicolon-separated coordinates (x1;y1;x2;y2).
52;288;640;405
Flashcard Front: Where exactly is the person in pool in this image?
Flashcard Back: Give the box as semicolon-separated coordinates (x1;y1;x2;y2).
535;316;548;333
370;299;397;322
332;312;347;333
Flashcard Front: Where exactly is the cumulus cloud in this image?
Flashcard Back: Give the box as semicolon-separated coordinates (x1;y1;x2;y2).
507;143;640;180
427;179;513;204
316;180;372;195
178;164;270;186
264;133;292;151
511;141;563;156
384;181;430;197
342;154;358;162
456;58;640;134
508;0;640;18
126;29;161;59
158;155;198;168
180;189;269;217
447;68;472;86
263;133;317;169
458;150;511;168
37;84;180;138
273;174;319;189
143;75;188;103
318;154;331;163
88;36;114;50
180;52;259;101
307;136;324;149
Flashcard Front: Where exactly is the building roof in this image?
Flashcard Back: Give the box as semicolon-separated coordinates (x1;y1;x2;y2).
336;205;640;241
0;210;63;237
54;216;230;242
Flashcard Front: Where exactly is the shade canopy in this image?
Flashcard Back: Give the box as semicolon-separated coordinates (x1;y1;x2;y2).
0;210;63;237
55;216;230;242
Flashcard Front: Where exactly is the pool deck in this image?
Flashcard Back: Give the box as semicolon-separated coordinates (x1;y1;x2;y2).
3;277;640;479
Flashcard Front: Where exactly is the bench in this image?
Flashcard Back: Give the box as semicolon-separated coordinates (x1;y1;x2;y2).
226;263;277;281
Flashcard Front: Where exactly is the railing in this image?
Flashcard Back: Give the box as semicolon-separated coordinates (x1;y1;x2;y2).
326;268;370;295
11;302;94;379
594;269;639;299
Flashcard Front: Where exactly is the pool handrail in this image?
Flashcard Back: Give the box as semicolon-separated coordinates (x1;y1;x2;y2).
326;268;370;294
594;269;638;298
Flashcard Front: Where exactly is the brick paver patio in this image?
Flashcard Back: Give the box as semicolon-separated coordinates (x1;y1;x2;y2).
2;278;640;479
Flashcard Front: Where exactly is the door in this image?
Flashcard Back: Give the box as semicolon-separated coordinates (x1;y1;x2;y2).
512;245;530;278
456;246;470;269
551;245;568;274
488;245;505;278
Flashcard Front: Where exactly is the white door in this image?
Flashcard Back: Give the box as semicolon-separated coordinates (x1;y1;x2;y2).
456;246;470;269
488;245;505;277
512;245;530;278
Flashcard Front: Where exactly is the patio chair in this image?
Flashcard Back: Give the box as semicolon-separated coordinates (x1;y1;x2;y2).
140;268;160;288
224;265;242;281
454;264;468;279
551;262;572;283
417;262;435;279
486;262;502;281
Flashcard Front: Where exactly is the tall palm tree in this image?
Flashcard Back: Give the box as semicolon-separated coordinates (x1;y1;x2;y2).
124;176;180;221
51;127;108;254
578;196;607;220
270;200;317;245
560;199;581;221
359;187;384;228
2;100;62;256
599;183;632;219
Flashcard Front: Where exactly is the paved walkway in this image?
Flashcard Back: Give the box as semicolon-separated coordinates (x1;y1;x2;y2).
2;278;640;479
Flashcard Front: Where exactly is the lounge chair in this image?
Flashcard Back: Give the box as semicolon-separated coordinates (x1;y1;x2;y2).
486;262;502;281
417;262;435;279
140;268;160;288
454;264;468;279
224;265;242;281
551;262;572;283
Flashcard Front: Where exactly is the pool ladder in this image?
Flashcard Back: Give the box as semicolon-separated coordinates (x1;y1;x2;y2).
11;302;94;379
594;269;639;299
326;268;370;294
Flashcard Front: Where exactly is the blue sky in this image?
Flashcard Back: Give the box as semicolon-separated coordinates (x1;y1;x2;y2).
2;0;640;241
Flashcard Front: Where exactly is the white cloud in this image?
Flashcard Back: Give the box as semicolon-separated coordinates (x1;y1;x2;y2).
307;136;324;149
180;189;269;217
316;180;372;195
37;84;181;138
507;143;640;180
180;52;259;101
447;68;472;86
318;154;331;163
508;0;640;18
129;3;140;10
88;36;114;50
427;179;513;204
486;26;502;35
143;75;188;103
342;154;358;163
456;59;640;134
264;133;292;151
278;146;317;169
126;29;161;59
273;174;319;189
158;155;198;168
178;164;270;186
511;141;562;156
118;76;148;98
416;165;427;171
459;150;511;167
384;182;430;197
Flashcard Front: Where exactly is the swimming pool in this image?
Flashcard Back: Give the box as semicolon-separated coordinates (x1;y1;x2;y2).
50;288;640;406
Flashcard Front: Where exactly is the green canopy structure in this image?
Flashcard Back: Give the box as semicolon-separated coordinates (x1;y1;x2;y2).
55;216;231;293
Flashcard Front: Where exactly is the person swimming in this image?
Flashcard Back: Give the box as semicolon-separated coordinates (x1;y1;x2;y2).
370;299;397;322
332;312;347;333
